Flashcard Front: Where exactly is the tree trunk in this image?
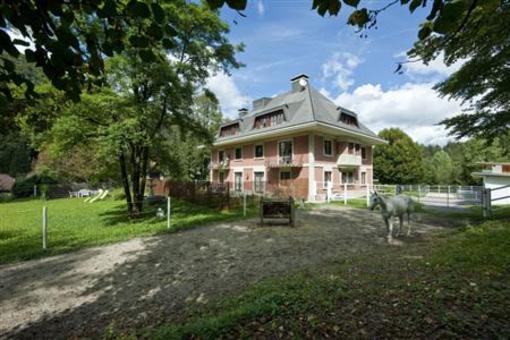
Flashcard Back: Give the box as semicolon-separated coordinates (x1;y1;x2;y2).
119;152;133;216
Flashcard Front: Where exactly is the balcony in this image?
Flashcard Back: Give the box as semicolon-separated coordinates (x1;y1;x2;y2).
265;156;303;168
210;159;230;170
337;154;362;167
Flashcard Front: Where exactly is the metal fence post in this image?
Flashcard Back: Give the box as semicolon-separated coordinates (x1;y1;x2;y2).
167;196;171;229
366;184;370;207
343;182;347;205
243;192;247;217
447;185;450;208
487;188;492;218
42;206;48;249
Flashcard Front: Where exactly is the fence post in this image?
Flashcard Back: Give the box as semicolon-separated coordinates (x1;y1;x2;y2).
42;206;48;249
343;182;347;205
243;192;247;217
487;188;492;218
327;182;332;203
366;184;370;207
167;196;171;229
447;185;450;208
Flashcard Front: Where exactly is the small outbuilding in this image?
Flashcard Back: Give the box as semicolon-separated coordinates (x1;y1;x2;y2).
472;162;510;205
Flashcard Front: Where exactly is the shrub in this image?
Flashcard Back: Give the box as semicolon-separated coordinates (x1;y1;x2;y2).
11;175;59;198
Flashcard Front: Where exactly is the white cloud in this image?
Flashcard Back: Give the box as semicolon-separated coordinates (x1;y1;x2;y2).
206;72;251;118
321;52;361;91
257;0;265;15
330;82;463;145
396;52;465;78
5;28;34;53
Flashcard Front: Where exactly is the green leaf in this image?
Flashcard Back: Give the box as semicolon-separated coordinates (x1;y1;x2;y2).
207;0;226;10
409;0;423;13
129;35;149;48
418;22;432;40
433;0;467;34
148;23;163;41
127;1;151;18
347;8;369;28
329;0;342;15
151;3;165;24
139;49;156;62
225;0;247;11
98;0;117;18
162;38;175;49
24;49;37;63
343;0;360;8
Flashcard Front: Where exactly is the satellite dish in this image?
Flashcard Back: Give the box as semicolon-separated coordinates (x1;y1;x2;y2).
298;78;308;88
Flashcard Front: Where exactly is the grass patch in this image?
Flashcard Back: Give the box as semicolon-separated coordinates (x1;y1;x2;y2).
0;197;254;264
148;219;510;339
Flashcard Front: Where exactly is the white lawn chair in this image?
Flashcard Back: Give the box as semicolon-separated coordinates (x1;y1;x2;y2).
89;189;104;203
98;190;109;200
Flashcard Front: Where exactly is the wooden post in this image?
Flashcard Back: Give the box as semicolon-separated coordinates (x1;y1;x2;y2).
290;196;295;227
343;182;347;205
42;206;48;249
259;197;264;226
167;196;171;229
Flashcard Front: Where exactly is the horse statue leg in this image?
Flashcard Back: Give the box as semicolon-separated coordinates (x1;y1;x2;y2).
396;215;403;237
385;217;393;242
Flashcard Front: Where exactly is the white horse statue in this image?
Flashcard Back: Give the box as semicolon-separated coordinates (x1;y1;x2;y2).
369;191;414;243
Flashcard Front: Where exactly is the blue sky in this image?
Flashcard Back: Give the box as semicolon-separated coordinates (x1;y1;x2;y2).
206;1;464;145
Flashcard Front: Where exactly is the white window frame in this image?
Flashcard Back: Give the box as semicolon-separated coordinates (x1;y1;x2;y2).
342;170;354;184
254;171;265;193
323;138;333;157
254;144;264;159
278;139;293;163
234;171;243;192
323;170;332;188
234;147;242;160
279;169;292;184
361;146;367;161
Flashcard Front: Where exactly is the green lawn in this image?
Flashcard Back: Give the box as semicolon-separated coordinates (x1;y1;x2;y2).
0;197;253;264
149;218;510;339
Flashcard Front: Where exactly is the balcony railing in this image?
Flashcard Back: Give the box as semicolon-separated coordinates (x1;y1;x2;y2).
210;159;230;170
337;154;362;167
265;156;303;168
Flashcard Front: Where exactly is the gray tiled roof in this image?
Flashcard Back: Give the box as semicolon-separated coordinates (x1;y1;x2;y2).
216;81;379;142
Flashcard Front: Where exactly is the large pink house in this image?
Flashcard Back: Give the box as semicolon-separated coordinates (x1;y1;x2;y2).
210;74;386;202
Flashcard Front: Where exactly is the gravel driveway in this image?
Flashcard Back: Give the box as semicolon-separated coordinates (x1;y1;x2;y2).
0;206;449;339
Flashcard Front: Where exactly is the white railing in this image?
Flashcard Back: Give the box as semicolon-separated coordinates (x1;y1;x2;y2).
337;154;362;167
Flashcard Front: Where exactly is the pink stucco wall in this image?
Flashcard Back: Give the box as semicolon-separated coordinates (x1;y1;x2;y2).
210;133;375;197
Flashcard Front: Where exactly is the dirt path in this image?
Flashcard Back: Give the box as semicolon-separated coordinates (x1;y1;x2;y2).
0;206;450;339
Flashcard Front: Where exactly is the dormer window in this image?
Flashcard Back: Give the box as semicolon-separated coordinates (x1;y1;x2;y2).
219;123;240;137
339;112;358;127
254;110;285;129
